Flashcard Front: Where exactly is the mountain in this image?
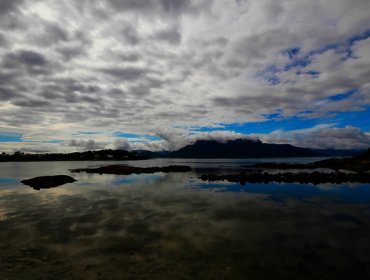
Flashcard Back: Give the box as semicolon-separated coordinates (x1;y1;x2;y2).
354;148;370;160
163;139;318;158
134;150;171;158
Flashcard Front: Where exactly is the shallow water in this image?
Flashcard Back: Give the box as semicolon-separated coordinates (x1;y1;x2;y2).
1;159;370;279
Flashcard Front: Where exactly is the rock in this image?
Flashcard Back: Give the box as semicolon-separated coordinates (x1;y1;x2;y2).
21;175;76;190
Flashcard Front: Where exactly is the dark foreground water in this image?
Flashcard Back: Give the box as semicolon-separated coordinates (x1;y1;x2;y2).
0;159;370;279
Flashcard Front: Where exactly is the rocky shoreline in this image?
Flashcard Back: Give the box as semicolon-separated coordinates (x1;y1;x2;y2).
251;148;370;172
200;149;370;185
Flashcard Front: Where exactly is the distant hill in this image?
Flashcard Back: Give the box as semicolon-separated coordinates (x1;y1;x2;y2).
0;149;148;162
160;139;318;158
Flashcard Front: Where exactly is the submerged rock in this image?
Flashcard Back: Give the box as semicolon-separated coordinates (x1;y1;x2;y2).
21;175;77;190
70;164;192;175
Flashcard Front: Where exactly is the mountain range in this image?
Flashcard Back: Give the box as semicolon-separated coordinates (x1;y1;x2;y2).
1;139;365;161
136;139;365;158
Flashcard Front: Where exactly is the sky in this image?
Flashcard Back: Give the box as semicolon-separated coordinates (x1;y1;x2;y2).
0;0;370;153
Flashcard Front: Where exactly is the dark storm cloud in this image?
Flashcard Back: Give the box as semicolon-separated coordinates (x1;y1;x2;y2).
56;45;86;61
105;0;149;10
0;71;17;85
43;78;100;94
0;33;8;47
11;98;52;108
101;67;147;81
63;78;96;93
64;139;106;151
37;22;69;45
121;25;140;45
120;52;140;62
0;0;27;30
126;75;165;97
0;86;18;101
151;26;182;45
0;107;45;126
0;0;24;16
128;84;151;96
161;0;192;13
13;50;47;66
2;50;51;76
105;0;194;15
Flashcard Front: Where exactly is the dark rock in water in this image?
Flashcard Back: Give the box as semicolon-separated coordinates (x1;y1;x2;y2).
21;175;76;190
70;164;192;175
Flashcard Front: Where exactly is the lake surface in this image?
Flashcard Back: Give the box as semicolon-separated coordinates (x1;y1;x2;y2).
1;159;370;279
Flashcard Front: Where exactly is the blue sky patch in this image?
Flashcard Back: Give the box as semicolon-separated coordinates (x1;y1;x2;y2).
297;70;320;77
266;76;281;85
192;105;370;135
327;88;358;101
45;140;64;143
283;58;311;71
347;29;370;46
330;107;370;130
113;132;161;141
192;117;327;135
258;29;370;85
283;47;300;59
78;131;101;135
0;132;23;142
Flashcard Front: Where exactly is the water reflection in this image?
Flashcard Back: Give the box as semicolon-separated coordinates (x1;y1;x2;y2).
111;174;164;186
0;178;19;190
0;178;19;185
0;161;370;279
193;180;370;204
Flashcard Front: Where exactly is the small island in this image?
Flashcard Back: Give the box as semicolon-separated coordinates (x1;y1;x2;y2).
70;164;192;175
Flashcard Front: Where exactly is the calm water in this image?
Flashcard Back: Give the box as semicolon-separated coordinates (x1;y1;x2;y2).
1;159;370;279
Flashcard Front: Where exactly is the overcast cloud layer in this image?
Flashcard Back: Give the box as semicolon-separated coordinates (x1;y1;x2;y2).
0;0;369;152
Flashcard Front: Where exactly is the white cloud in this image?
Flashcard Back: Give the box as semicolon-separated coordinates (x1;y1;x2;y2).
113;138;131;150
256;125;370;149
0;0;369;152
63;139;106;151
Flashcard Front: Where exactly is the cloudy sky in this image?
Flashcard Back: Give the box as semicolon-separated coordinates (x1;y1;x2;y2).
0;0;370;153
